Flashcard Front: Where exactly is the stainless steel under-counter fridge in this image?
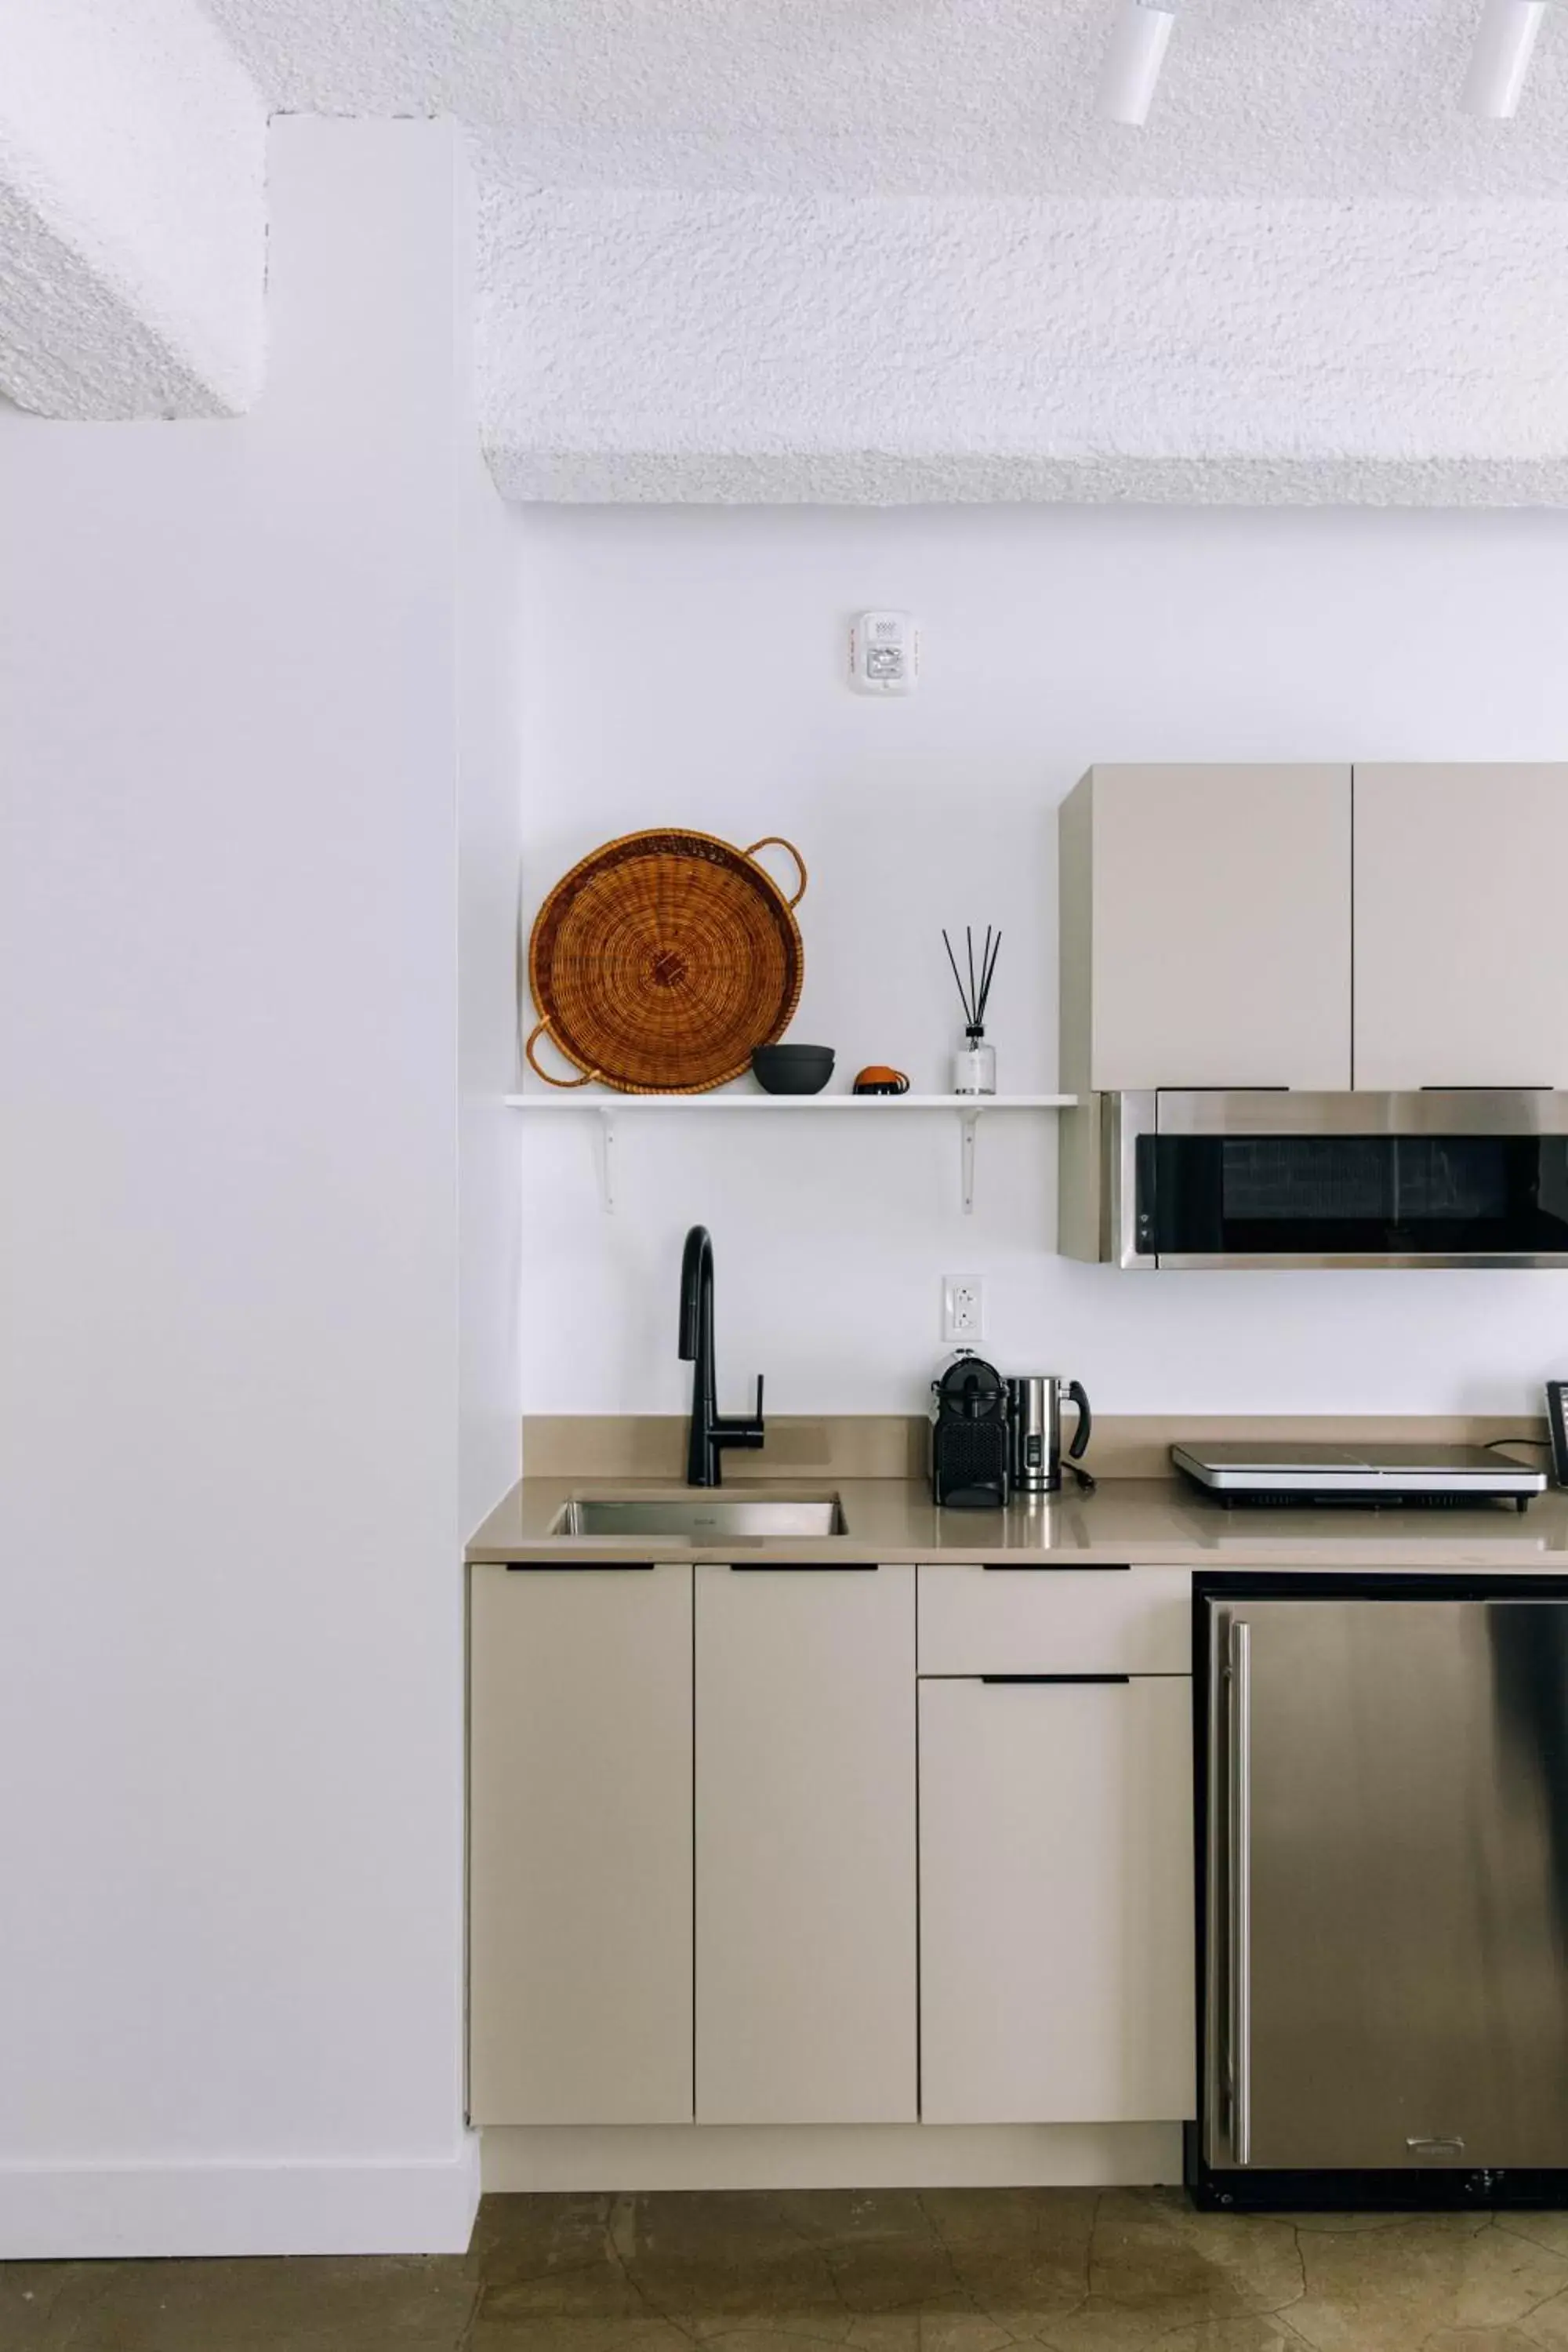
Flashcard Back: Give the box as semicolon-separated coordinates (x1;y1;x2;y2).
1196;1580;1568;2209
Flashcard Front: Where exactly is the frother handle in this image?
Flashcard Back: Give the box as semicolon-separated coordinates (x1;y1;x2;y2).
1067;1380;1093;1461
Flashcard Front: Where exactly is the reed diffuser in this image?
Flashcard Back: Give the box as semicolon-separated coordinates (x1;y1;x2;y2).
942;924;1001;1095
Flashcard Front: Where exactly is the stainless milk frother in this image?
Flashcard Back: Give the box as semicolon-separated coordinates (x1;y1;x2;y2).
1006;1375;1094;1495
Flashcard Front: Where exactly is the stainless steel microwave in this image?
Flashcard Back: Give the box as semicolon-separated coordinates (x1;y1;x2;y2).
1065;1091;1568;1270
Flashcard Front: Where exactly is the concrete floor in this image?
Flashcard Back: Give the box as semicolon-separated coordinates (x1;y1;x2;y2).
8;2190;1568;2350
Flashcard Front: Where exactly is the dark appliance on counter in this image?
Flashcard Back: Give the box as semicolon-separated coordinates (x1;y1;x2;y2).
1172;1441;1545;1512
930;1352;1010;1508
1546;1381;1568;1486
1195;1577;1568;2211
1083;1091;1568;1269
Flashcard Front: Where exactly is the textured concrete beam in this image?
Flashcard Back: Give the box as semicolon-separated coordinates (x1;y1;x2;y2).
0;0;267;418
477;185;1568;504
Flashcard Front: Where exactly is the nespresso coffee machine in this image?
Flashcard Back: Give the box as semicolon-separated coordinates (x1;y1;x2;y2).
929;1352;1011;1508
930;1356;1095;1507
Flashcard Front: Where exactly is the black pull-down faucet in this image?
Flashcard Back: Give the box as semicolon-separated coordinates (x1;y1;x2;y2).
678;1225;765;1487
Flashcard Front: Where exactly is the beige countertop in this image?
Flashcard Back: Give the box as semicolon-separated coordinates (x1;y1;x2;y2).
466;1473;1568;1571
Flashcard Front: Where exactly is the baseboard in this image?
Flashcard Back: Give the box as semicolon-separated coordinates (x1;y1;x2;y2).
481;2122;1183;2193
0;2140;481;2259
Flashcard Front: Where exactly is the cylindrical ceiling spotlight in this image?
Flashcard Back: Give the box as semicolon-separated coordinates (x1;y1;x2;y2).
1096;0;1178;125
1461;0;1548;117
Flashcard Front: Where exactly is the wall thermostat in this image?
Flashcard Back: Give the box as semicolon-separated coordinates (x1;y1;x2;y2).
850;611;919;695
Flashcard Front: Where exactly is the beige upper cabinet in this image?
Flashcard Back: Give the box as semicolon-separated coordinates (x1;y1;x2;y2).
1353;765;1568;1090
1061;764;1352;1091
468;1563;694;2126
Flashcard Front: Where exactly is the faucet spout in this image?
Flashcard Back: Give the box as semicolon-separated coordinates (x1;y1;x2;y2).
678;1224;765;1487
678;1225;713;1366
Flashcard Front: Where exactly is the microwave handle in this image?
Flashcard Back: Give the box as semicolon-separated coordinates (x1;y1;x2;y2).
1132;1132;1158;1264
1104;1092;1159;1269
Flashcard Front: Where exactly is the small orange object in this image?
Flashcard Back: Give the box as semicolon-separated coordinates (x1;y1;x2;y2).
853;1065;910;1096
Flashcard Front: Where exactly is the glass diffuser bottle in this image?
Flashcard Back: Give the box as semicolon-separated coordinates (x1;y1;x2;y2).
953;1024;996;1096
943;924;1002;1097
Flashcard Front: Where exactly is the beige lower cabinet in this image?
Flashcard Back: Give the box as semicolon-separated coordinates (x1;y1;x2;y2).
695;1563;917;2123
919;1671;1196;2125
469;1558;1192;2136
467;1563;693;2125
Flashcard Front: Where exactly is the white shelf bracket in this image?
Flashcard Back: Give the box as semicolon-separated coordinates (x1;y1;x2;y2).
503;1090;1078;1210
960;1109;979;1214
596;1109;617;1214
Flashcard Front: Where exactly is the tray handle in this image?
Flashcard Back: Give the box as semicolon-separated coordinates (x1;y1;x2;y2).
744;836;808;909
524;1018;599;1090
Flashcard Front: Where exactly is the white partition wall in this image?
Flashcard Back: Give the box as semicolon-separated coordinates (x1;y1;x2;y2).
0;119;519;2257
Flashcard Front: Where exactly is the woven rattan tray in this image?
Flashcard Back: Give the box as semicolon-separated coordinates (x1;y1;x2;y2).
525;829;808;1094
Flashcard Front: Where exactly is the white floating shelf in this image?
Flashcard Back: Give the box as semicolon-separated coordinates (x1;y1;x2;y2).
506;1091;1079;1212
506;1093;1077;1111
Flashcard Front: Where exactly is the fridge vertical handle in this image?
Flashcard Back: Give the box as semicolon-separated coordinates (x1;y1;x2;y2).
1228;1616;1253;2166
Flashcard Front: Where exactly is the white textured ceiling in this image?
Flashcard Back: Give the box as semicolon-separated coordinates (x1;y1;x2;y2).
199;0;1568;198
477;188;1568;504
13;0;1568;499
0;0;265;418
194;0;1568;501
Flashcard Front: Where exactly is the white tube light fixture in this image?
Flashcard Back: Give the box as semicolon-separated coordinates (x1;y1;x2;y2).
1461;0;1548;117
1096;0;1178;125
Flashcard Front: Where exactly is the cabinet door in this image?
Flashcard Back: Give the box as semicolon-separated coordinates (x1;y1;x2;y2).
920;1675;1195;2125
1354;764;1568;1089
468;1563;692;2125
1087;764;1351;1090
695;1564;916;2123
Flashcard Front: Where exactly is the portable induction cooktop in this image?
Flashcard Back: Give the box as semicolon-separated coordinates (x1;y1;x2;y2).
1171;1441;1548;1512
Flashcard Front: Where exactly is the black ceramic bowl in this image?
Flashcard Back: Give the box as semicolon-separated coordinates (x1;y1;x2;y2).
752;1044;835;1095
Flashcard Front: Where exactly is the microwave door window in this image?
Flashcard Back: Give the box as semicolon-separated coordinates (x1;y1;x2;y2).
1142;1135;1568;1257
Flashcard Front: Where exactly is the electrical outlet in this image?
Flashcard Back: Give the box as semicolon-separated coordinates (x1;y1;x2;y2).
942;1276;985;1344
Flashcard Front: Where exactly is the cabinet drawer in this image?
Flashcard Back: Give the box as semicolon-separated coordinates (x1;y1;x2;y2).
917;1564;1191;1677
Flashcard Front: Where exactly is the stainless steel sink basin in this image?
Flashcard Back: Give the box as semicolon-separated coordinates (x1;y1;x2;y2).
551;1495;847;1541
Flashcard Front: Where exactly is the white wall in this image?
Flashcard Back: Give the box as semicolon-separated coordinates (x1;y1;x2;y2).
0;118;514;2257
458;158;526;1537
516;503;1568;1420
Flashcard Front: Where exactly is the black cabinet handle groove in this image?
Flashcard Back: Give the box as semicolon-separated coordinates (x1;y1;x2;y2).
979;1672;1131;1685
504;1560;657;1572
